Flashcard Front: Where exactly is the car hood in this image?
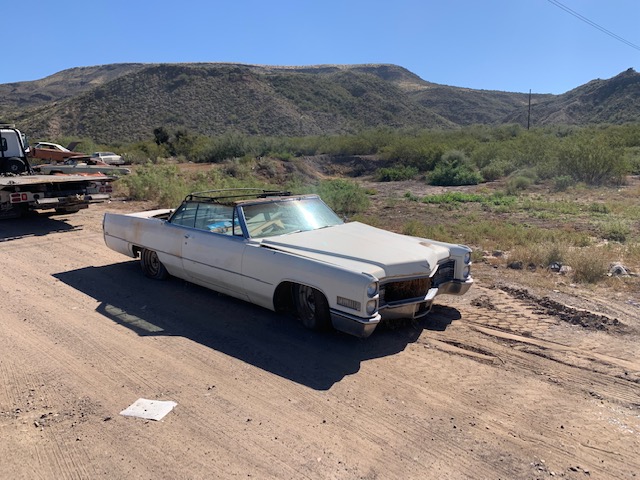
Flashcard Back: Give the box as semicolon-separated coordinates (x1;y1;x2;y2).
259;221;451;279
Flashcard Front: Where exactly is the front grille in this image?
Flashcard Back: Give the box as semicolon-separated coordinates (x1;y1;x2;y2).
432;260;455;286
381;277;431;304
379;261;457;306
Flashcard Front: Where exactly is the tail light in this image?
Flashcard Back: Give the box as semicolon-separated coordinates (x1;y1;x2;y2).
10;192;29;203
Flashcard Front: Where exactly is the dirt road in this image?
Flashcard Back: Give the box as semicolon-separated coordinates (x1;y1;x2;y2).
1;203;639;479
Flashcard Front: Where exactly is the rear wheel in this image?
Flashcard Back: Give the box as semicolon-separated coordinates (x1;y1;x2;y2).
293;284;331;331
54;208;80;215
140;248;169;280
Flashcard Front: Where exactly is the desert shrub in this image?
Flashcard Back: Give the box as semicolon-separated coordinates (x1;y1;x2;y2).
196;133;250;163
379;139;444;171
402;221;454;243
126;141;171;163
598;220;631;243
544;242;567;265
429;150;483;186
588;202;610;214
422;192;484;204
569;248;608;283
123;164;189;205
557;132;629;185
404;191;419;202
625;147;640;174
552;175;575;192
376;165;419;181
224;159;252;179
509;242;568;268
316;179;369;216
505;176;532;195
508;245;544;267
479;162;506;182
470;142;502;169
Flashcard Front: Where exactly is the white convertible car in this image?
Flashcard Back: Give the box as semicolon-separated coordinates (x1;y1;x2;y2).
103;189;473;337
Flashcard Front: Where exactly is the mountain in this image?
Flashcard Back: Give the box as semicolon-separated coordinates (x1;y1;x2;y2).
506;68;640;125
0;63;637;144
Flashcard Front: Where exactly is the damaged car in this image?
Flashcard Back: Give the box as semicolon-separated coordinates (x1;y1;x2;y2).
102;189;473;337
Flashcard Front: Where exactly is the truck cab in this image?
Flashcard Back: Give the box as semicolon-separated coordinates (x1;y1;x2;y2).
0;124;31;174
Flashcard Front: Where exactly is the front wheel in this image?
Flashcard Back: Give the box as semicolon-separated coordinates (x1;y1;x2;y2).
140;248;169;280
1;157;27;174
293;284;331;331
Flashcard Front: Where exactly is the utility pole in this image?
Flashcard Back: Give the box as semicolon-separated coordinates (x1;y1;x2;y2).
527;89;532;130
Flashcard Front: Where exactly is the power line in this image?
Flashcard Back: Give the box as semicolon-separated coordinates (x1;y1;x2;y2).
547;0;640;52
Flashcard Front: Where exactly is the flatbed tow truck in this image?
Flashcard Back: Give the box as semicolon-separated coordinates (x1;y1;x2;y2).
0;125;114;219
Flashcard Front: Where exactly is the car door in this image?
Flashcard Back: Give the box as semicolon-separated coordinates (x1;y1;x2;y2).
178;203;249;300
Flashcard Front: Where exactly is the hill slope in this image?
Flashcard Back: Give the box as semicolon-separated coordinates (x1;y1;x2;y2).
1;63;638;143
506;68;640;125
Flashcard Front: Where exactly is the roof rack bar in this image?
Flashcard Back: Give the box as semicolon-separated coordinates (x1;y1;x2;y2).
184;188;294;203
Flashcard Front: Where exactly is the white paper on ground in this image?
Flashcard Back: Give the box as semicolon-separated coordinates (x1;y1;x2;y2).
120;398;177;421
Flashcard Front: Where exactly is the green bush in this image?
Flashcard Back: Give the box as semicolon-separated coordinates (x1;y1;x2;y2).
479;162;506;182
376;165;419;181
552;175;574;192
558;132;629;185
429;150;483;186
588;202;610;214
122;164;189;205
598;220;630;243
505;176;532;195
316;179;370;216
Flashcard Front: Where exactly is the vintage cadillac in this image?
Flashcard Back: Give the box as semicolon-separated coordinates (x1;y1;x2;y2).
102;189;473;337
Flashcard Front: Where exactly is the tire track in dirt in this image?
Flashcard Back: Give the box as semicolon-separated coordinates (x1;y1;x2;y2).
456;287;640;407
425;289;640;478
0;329;96;480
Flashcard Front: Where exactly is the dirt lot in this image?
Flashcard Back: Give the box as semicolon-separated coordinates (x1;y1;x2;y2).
1;198;639;479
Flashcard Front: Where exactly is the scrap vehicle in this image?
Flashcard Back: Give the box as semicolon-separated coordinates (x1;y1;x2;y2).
103;189;473;337
29;141;84;162
90;151;126;165
33;155;131;176
0;125;114;219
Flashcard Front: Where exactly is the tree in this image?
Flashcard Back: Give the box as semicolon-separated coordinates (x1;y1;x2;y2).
153;127;170;146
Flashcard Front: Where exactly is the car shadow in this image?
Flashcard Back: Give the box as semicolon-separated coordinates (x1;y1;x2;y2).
54;262;460;391
0;212;81;241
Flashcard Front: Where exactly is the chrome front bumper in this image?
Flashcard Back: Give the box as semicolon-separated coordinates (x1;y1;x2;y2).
330;278;473;338
330;309;381;338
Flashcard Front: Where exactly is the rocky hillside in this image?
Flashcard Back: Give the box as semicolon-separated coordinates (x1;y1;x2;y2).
507;68;640;125
0;63;637;143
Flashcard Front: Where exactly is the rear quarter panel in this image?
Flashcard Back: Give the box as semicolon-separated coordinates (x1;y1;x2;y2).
103;211;184;276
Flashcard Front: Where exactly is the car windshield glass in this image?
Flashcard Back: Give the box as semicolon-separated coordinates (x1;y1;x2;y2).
241;197;343;238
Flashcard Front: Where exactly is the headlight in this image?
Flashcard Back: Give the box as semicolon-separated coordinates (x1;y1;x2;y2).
366;299;377;315
366;281;379;298
463;266;471;278
464;252;472;264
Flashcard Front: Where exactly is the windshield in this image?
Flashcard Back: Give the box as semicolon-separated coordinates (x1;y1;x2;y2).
241;196;343;238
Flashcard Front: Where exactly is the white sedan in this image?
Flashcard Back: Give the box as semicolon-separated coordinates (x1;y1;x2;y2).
103;189;473;337
91;151;125;165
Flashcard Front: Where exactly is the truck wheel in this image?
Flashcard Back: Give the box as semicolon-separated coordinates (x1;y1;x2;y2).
293;284;331;331
140;248;169;280
54;208;80;215
1;157;27;174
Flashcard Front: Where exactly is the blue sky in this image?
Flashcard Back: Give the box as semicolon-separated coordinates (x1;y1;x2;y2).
4;0;638;94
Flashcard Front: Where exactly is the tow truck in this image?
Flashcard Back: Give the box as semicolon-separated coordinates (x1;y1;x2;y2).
0;125;114;219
